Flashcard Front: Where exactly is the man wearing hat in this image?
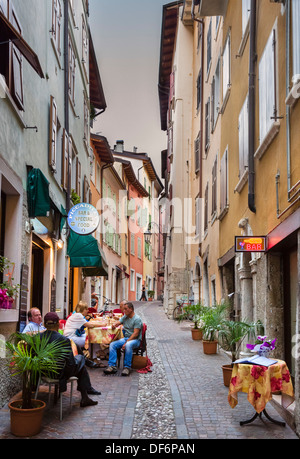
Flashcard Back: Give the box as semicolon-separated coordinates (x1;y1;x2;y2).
42;312;101;407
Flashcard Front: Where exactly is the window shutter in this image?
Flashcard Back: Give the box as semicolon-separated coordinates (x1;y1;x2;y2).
292;0;300;76
0;0;8;16
195;135;200;173
9;7;24;110
211;158;217;215
205;98;210;151
211;77;215;131
220;149;228;213
49;96;57;172
76;157;81;198
223;34;230;100
238;95;248;178
259;29;275;142
62;129;69;190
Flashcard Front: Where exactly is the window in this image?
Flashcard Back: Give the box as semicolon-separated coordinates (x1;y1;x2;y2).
195;196;201;238
62;129;70;191
204;183;209;233
196;69;202;112
130;269;135;291
76;156;81;199
96;163;101;192
137;237;142;259
82;17;88;79
205;98;210;152
83;96;89;148
49;96;57;172
259;27;277;143
194;133;200;173
51;0;62;56
0;1;24;110
292;1;300;80
207;19;212;74
242;0;251;37
211;58;220;130
68;37;76;106
211;157;217;217
238;94;249;179
131;233;135;255
222;33;231;103
220;148;228;216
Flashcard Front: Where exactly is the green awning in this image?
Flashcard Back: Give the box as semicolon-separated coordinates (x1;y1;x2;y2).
67;229;108;277
27;168;50;218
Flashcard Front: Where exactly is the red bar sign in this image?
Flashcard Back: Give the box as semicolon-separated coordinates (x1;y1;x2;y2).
235;236;267;253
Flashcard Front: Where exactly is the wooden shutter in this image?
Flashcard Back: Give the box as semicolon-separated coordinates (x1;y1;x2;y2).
62;129;69;190
9;6;24;110
76;157;81;198
49;96;57;171
0;0;8;16
211;157;217;215
195;134;200;173
220;149;228;213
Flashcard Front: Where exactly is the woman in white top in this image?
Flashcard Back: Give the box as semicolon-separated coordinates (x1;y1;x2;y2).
64;301;97;348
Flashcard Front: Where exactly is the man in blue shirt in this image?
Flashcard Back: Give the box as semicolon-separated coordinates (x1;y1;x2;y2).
104;302;143;376
23;308;46;334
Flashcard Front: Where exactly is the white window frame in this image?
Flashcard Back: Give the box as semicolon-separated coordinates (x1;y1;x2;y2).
130;269;135;292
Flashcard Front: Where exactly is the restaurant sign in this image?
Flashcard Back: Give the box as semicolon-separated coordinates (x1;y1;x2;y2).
67;203;100;235
235;236;267;253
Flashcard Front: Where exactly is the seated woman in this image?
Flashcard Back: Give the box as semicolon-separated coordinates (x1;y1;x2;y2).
64;301;98;350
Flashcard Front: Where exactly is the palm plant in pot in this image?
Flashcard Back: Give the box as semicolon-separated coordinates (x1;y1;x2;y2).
201;303;228;354
6;332;69;437
218;319;261;386
177;303;206;340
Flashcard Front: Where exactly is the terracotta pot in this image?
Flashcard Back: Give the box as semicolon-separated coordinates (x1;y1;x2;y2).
9;400;46;437
191;328;203;340
202;340;218;354
222;364;233;387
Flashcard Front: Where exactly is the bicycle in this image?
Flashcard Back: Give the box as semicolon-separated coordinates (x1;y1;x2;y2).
98;296;112;315
173;301;194;321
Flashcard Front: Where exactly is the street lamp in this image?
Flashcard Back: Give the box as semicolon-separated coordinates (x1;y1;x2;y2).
144;228;152;244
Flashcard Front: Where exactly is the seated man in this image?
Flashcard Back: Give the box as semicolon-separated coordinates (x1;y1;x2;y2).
23;308;46;334
41;312;101;407
104;302;143;376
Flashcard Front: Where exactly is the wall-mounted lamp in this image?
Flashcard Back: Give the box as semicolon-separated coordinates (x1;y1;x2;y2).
57;239;64;250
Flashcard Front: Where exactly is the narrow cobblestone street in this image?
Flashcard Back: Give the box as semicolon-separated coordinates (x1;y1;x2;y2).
0;301;298;441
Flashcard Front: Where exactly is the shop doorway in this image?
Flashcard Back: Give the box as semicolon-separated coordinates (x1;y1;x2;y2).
30;237;44;314
283;247;297;380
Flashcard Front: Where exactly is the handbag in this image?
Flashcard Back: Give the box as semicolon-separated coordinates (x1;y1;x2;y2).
132;354;148;369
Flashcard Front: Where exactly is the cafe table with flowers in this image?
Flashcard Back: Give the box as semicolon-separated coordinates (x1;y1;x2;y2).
85;312;124;359
228;336;294;426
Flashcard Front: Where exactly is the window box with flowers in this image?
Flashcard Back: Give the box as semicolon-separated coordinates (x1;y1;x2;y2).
0;256;20;310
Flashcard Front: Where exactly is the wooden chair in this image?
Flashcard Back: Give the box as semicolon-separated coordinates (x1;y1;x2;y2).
35;375;78;421
117;323;147;367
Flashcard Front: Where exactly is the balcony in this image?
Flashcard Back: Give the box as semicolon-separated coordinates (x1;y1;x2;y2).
197;0;228;17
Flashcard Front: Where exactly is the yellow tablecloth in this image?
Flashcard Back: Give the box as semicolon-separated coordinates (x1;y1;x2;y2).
87;323;123;345
228;359;294;413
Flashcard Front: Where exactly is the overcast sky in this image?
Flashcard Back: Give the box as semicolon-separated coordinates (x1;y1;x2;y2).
89;0;168;177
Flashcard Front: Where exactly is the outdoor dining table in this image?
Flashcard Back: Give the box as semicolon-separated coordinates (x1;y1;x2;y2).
228;359;294;426
86;317;123;359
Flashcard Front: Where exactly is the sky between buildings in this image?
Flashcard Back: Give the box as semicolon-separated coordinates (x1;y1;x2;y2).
89;0;169;178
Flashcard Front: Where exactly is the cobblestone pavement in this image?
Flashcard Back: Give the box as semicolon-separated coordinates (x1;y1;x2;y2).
0;301;298;440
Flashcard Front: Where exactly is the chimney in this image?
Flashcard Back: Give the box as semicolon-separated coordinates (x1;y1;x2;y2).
114;140;124;153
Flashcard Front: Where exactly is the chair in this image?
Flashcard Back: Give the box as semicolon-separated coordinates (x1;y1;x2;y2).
88;307;97;314
59;320;66;330
35;375;78;421
117;323;147;367
113;308;122;314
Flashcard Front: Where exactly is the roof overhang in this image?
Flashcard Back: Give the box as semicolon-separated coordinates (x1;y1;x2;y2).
158;2;182;131
0;12;44;78
91;134;114;164
113;158;149;198
197;0;228;17
89;29;106;111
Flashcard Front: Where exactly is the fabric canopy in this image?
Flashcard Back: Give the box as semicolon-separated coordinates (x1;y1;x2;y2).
27;168;51;219
67;229;108;277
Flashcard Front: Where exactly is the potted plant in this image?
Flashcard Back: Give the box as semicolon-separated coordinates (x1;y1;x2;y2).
0;256;20;309
201;303;228;354
6;332;69;437
147;290;154;301
218;319;259;386
177;303;206;340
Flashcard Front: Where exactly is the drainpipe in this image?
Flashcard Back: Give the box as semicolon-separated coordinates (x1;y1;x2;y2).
248;0;256;214
64;0;70;213
286;0;292;200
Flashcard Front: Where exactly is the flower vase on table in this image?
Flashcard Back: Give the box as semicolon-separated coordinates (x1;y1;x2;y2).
246;335;277;359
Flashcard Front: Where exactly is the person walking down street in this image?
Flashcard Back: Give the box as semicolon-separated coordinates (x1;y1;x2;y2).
22;308;46;334
104;302;143;376
139;286;147;301
41;312;101;407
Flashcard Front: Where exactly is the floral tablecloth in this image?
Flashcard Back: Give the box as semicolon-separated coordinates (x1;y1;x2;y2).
228;359;294;413
87;323;123;345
